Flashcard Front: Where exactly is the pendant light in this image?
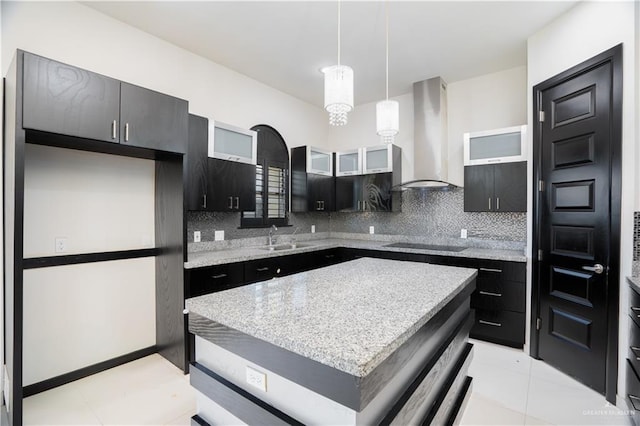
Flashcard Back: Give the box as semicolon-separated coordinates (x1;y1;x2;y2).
323;0;353;126
376;1;399;143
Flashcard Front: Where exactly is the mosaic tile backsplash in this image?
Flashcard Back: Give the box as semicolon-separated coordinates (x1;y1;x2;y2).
634;211;640;276
188;188;526;248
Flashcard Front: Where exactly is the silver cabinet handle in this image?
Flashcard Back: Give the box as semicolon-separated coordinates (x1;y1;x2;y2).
124;123;129;142
496;197;500;210
203;194;207;209
479;319;502;327
256;267;269;272
488;198;492;210
357;200;361;210
211;274;227;279
234;197;240;209
582;264;604;274
479;290;502;297
228;197;233;209
479;267;502;273
111;120;117;139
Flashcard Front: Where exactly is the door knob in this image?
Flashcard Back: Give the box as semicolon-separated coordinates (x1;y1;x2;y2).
582;264;604;274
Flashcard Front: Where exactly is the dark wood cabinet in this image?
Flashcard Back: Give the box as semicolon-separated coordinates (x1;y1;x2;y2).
21;52;187;154
22;52;121;143
291;146;335;212
185;114;210;211
464;162;526;212
119;82;188;154
187;263;244;298
208;158;256;212
627;282;640;424
336;173;399;212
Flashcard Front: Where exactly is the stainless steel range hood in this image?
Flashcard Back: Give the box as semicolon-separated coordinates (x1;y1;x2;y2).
393;76;457;191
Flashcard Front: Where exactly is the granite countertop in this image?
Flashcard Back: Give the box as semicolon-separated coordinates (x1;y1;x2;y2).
186;257;477;377
185;238;526;269
628;276;640;292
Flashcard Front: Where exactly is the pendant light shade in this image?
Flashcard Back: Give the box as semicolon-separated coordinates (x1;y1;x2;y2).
323;64;354;126
376;99;399;144
376;1;398;143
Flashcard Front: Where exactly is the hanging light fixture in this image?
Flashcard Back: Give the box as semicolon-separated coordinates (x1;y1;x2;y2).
376;1;399;144
322;0;353;126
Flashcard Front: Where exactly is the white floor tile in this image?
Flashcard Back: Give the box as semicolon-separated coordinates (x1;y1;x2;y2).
526;376;631;425
529;358;591;391
460;393;526;425
469;339;532;377
23;382;101;426
468;359;530;414
164;410;195;425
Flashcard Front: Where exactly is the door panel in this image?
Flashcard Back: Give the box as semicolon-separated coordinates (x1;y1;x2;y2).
536;58;616;397
494;162;527;212
463;164;493;212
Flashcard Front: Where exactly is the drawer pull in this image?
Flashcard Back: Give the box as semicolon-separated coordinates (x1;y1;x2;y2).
211;274;227;279
325;254;335;259
479;290;502;297
479;267;502;273
629;394;640;410
479;319;502;327
631;346;640;360
631;307;640;312
256;267;270;272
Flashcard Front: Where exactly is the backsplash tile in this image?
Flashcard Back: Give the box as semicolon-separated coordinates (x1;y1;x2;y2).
330;189;526;242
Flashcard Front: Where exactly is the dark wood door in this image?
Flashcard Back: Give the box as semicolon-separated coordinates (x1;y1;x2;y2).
534;46;622;402
22;52;120;143
120;82;188;154
335;175;361;212
186;114;210;211
494;162;527;212
463;164;494;212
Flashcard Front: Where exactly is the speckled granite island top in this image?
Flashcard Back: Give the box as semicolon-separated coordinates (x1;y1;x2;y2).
186;257;477;377
629;276;640;292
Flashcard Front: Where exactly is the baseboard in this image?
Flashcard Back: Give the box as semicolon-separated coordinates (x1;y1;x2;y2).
23;346;157;397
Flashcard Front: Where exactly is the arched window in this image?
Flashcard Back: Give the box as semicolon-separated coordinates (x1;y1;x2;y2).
241;125;289;228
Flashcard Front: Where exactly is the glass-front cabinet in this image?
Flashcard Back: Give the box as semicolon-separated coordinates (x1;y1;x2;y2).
306;146;333;176
363;144;395;174
335;148;362;176
208;120;257;165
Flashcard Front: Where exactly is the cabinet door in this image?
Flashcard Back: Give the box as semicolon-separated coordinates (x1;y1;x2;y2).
187;263;244;298
335;176;361;212
307;174;335;211
209;158;256;212
463;164;494;212
186;115;210;211
362;173;393;211
22;52;120;143
493;162;527;212
120;82;188;154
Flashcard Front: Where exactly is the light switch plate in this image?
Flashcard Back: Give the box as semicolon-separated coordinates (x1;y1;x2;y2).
311;225;316;234
369;226;375;234
193;231;201;243
215;230;225;241
246;366;267;392
55;237;67;253
460;229;468;239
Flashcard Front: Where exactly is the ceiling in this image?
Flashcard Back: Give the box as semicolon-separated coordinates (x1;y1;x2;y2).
83;1;578;108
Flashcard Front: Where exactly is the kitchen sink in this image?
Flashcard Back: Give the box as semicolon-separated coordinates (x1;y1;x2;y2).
258;243;314;251
383;242;468;252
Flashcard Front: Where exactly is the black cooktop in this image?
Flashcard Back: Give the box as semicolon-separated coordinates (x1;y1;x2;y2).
383;242;468;252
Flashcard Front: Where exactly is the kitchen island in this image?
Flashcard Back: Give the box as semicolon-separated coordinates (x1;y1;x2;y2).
186;257;477;425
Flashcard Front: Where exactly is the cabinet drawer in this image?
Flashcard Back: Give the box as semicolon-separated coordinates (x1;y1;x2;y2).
476;260;526;284
626;359;640;425
188;263;244;298
630;287;640;329
244;257;292;284
471;280;525;313
629;319;640;378
470;309;524;348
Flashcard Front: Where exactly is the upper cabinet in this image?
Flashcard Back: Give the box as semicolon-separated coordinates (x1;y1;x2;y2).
185;114;210;211
22;52;188;154
464;125;527;166
291;146;335;212
335;149;362;176
208;121;257;165
306;146;333;176
363;144;397;174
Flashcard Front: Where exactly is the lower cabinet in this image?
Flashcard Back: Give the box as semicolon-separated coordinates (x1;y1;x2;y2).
627;282;640;424
186;262;244;298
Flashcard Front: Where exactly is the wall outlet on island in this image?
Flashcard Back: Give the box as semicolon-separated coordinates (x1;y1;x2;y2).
215;230;225;241
460;229;468;239
193;231;201;243
246;366;267;392
54;237;67;253
369;226;375;234
311;225;315;233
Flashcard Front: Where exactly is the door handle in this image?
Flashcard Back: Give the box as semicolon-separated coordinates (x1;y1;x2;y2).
582;264;604;274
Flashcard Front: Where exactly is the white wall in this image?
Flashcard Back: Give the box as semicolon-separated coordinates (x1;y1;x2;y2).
326;67;527;187
527;0;637;406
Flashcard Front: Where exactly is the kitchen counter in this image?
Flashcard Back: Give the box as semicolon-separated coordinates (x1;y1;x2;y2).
187;257;476;424
184;237;526;269
629;276;640;293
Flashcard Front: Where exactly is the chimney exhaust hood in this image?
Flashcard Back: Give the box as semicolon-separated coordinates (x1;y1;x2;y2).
393;76;457;191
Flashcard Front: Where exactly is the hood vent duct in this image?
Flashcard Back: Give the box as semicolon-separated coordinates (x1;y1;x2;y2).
393;76;457;191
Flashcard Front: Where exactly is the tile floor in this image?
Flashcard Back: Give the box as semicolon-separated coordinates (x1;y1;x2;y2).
23;339;634;425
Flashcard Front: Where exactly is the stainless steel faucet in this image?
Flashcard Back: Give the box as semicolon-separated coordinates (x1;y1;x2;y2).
268;224;278;246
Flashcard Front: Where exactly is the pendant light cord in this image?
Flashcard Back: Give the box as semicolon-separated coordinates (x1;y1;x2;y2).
337;0;341;66
385;0;389;100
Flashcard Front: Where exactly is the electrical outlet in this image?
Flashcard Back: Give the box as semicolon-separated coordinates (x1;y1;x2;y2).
54;237;67;253
246;366;267;392
193;231;201;243
215;230;225;241
369;226;375;234
460;229;468;239
311;225;316;234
